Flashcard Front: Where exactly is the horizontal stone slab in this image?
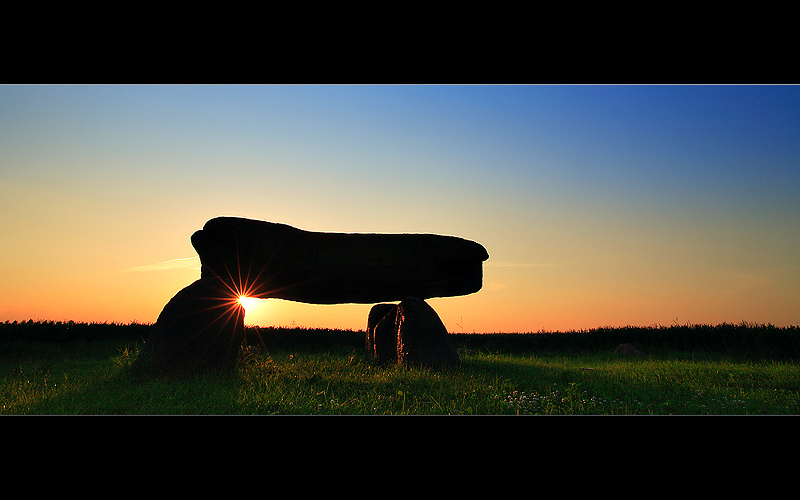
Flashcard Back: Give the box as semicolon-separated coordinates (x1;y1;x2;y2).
191;217;489;304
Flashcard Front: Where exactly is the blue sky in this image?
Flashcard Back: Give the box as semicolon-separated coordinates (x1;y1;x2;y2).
2;84;798;331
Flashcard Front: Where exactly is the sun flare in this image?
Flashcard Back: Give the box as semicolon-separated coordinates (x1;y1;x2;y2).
237;295;258;313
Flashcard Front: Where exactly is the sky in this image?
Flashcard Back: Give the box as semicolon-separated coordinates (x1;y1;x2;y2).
1;84;799;332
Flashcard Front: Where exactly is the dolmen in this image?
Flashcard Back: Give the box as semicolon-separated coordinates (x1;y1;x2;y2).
137;217;488;375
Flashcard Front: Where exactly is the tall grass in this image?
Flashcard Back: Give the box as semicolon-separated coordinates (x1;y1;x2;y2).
2;320;799;414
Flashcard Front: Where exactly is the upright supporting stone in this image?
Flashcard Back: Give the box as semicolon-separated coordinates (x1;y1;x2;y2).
137;277;245;376
366;297;459;369
397;297;460;369
366;303;399;365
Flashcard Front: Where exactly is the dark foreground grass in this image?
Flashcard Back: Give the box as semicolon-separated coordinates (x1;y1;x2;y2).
2;321;800;414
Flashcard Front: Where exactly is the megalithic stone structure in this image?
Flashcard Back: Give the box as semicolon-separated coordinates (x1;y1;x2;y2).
138;216;488;376
190;217;489;304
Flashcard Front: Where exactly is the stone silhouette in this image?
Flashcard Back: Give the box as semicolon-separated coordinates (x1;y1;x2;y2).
191;217;488;304
138;277;245;376
366;297;460;369
614;343;644;357
366;303;399;365
397;297;460;368
139;217;488;375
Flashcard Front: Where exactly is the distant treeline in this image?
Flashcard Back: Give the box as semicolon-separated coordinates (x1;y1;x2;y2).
1;320;153;343
452;322;800;360
2;320;799;361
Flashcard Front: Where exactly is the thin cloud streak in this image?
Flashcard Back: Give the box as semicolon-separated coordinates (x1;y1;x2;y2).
115;257;200;274
485;262;569;268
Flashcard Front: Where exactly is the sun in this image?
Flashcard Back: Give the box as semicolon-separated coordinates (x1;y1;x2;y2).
237;295;258;313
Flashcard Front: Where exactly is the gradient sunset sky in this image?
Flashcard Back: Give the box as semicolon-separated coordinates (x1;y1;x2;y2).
2;84;798;332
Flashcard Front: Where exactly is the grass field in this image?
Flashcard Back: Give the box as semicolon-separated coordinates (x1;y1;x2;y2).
2;320;799;415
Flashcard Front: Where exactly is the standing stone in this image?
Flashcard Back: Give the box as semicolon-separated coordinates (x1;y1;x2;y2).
396;297;460;369
137;277;245;376
366;303;399;365
614;343;644;357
